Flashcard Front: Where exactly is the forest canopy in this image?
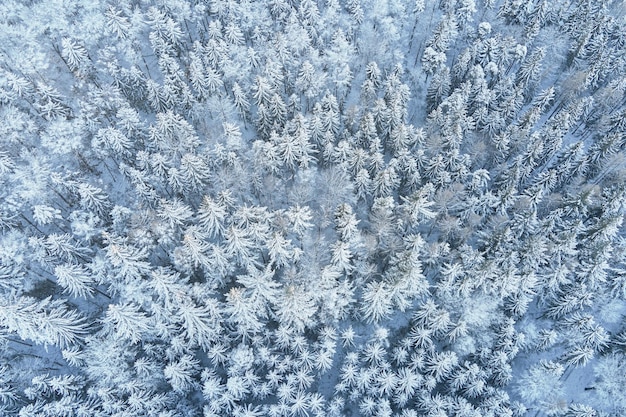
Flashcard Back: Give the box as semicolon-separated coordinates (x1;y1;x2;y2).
1;0;626;416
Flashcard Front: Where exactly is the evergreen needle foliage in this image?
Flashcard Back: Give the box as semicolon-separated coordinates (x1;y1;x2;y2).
1;0;625;416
